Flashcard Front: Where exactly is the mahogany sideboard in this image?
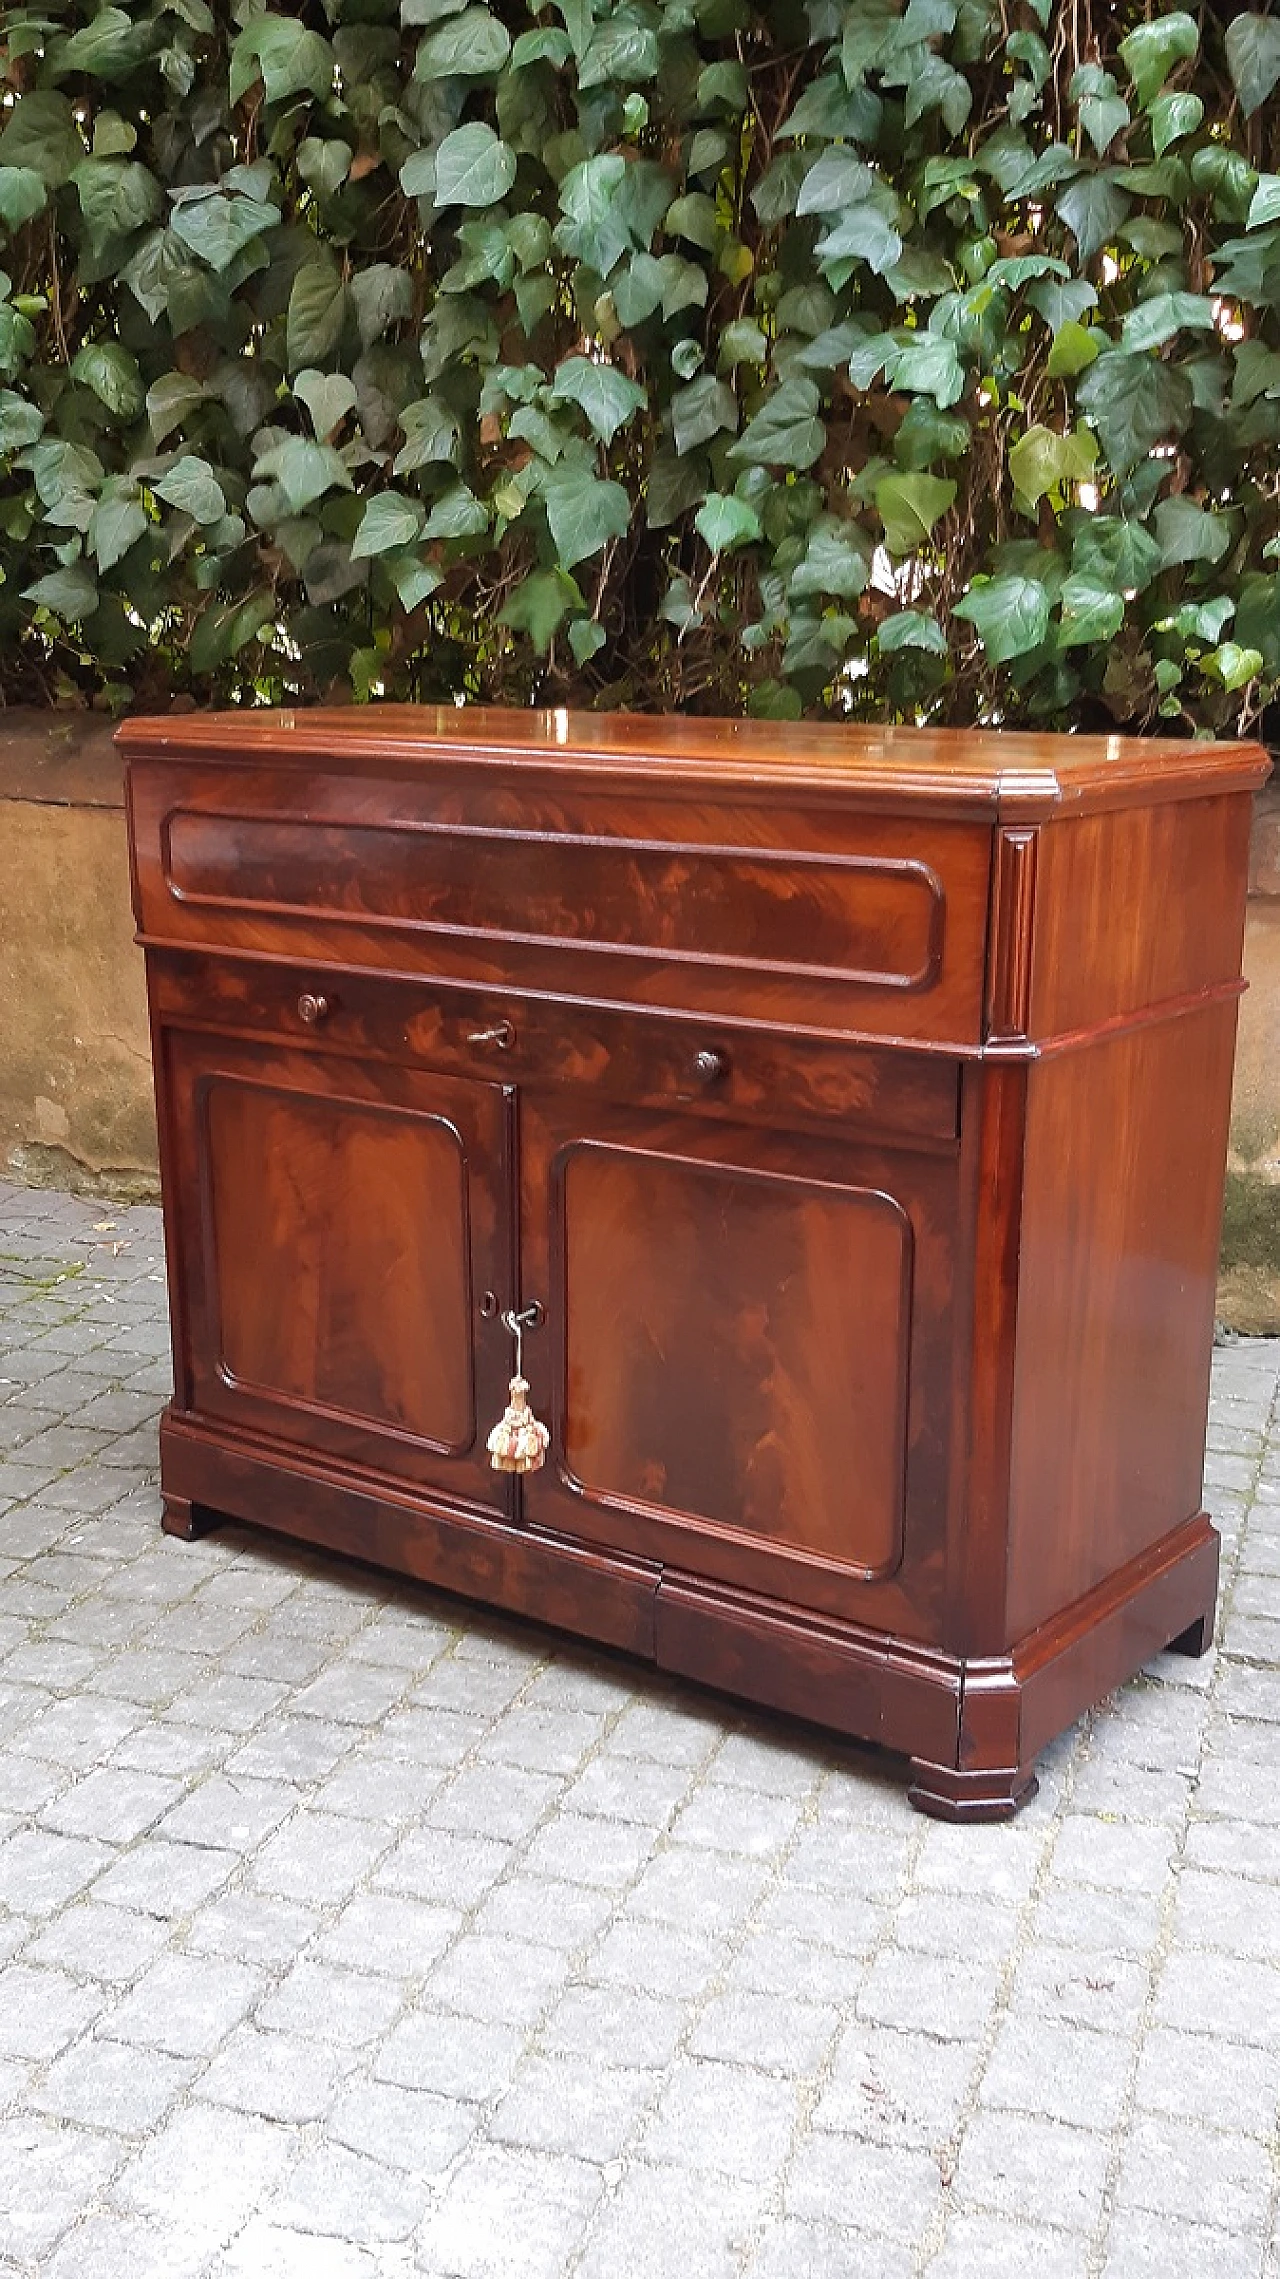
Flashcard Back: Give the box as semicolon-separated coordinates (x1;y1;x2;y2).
118;707;1269;1818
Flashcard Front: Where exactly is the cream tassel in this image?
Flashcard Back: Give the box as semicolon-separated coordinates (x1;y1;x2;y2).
487;1374;550;1474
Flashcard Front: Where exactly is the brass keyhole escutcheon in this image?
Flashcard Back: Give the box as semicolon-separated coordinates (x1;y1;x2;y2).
297;992;330;1026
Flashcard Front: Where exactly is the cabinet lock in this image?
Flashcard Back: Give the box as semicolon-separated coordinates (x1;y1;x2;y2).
467;1020;515;1051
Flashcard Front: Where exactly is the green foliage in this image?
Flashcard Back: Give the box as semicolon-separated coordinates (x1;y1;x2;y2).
0;0;1278;735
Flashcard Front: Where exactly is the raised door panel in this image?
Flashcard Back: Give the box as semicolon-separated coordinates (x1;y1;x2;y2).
519;1094;959;1636
160;1029;514;1513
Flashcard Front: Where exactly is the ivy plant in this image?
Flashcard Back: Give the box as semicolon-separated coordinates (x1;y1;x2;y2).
1;0;1279;733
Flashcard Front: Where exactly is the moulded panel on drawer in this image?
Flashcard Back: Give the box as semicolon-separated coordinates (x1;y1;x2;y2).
128;761;993;1046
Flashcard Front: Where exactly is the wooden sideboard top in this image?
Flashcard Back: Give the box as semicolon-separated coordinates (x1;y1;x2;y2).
116;705;1271;819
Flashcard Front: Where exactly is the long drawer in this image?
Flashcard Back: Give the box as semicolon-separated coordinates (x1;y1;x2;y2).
148;949;961;1146
127;758;993;1048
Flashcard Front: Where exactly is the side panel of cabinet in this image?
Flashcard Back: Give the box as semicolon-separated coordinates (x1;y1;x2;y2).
157;1024;515;1515
519;1092;960;1638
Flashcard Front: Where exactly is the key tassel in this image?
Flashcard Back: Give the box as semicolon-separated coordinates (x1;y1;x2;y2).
487;1375;551;1474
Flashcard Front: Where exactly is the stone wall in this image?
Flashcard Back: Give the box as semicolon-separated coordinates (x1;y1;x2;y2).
0;716;156;1200
3;713;1278;1324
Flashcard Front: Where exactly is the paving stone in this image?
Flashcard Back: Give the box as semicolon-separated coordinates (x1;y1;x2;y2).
102;1951;264;2058
428;1762;564;1843
113;2103;296;2236
573;2163;766;2279
327;2075;478;2174
0;2113;123;2261
252;1810;391;1905
375;2007;525;2101
33;2037;195;2132
784;2132;944;2244
476;1873;616;1956
197;2026;352;2123
543;1984;689;2069
953;2110;1114;2233
43;2211;222;2279
213;2219;387;2277
858;1949;1003;2043
92;1837;236;1919
926;2212;1091;2278
688;1989;840;2075
979;2016;1133;2132
268;2143;434;2242
415;2143;603;2279
23;1899;170;1983
1113;2113;1273;2233
314;1890;460;1979
257;1959;405;2048
1100;2210;1265;2279
640;2056;801;2179
39;1765;185;1843
491;2053;658;2160
0;1826;109;1913
1131;2025;1280;2138
157;1774;296;1854
375;1826;514;1908
747;2218;915;2278
812;2025;976;2149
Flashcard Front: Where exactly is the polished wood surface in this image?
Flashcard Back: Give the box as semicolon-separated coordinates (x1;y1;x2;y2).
119;706;1267;1818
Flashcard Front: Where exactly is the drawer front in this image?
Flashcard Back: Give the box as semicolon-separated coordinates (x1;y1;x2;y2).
148;951;961;1147
128;760;992;1047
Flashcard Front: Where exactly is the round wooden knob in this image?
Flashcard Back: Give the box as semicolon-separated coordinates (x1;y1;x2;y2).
693;1048;728;1084
297;992;330;1026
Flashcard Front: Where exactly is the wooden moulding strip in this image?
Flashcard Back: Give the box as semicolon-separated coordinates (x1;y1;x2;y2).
159;1411;660;1659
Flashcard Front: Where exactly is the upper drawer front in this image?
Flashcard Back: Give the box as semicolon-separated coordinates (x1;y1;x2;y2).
129;760;992;1046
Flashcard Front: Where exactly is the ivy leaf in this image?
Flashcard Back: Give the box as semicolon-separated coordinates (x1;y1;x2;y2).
1247;177;1280;231
1027;278;1098;333
23;563;99;619
954;574;1051;661
1120;292;1216;353
551;356;648;444
393;397;460;473
544;466;631;567
434;124;518;210
498;566;583;651
88;492;148;570
890;336;965;409
1008;424;1097;507
1153;496;1231;567
287;259;348;371
1058;574;1125;647
719;320;769;369
555;155;636;276
1046;322;1101;378
877;609;947;654
873;471;956;555
789;519;871;598
352;492;426;557
416;8;512;78
170;192;281;273
1118;13;1199;106
154;456;227;525
1151;92;1203;156
0;390;43;450
297;138;353;198
423;482;488;538
0;92;84;186
0;168;46;232
1055;174;1131;263
71;344;144;421
230;18;334;105
1209;641;1264;690
795;148;874;216
1077;351;1194;474
271;437;354;512
294;370;358;441
672;374;737;457
350;266;415;349
1072;516;1164;593
729;379;826;471
1226;13;1280;118
568;617;606;664
694;493;761;552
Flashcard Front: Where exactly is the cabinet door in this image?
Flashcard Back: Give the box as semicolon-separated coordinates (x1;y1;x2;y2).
518;1092;958;1635
160;1028;514;1514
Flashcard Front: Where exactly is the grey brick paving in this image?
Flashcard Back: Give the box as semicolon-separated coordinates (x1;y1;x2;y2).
2;1175;1280;2276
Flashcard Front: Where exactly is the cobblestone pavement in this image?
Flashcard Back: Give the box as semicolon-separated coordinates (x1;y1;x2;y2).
1;1175;1279;2277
